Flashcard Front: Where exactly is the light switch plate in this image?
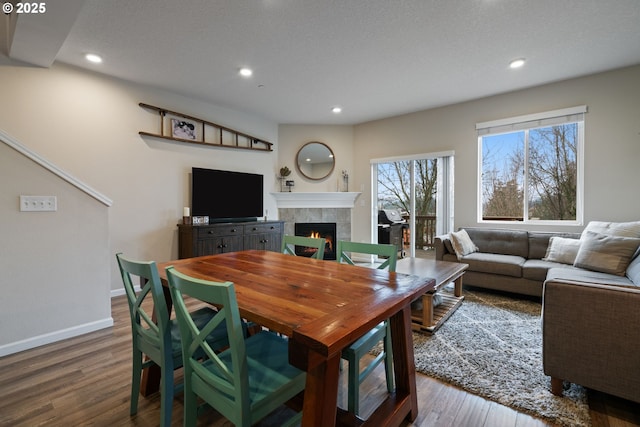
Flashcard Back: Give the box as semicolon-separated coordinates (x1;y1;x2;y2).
20;195;57;212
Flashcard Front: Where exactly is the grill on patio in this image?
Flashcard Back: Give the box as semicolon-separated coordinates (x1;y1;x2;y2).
377;209;409;258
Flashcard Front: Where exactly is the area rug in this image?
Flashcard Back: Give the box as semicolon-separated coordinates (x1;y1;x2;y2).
404;289;591;426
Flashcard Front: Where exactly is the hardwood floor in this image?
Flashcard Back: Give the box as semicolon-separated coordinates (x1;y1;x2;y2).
1;295;639;427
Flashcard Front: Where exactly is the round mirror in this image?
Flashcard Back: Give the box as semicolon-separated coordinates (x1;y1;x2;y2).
296;141;335;181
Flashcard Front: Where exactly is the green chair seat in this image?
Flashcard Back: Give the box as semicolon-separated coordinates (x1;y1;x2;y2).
199;332;305;415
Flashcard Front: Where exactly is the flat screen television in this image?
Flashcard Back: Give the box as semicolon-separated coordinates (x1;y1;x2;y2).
191;167;264;222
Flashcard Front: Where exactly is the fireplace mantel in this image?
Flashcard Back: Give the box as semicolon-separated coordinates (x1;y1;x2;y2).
270;192;361;208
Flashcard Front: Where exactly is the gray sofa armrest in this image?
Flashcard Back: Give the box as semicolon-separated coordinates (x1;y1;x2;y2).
542;279;640;403
434;234;451;261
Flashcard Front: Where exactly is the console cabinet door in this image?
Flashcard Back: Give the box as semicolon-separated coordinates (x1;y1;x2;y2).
198;225;243;254
197;235;244;254
243;233;279;251
244;223;282;252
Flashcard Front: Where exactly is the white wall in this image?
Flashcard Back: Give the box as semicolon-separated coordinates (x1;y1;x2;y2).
277;125;355;193
0;141;111;354
349;65;640;243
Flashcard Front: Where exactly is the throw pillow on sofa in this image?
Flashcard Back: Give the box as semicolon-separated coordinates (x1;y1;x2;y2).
574;231;640;276
581;220;640;239
450;229;478;260
543;236;581;265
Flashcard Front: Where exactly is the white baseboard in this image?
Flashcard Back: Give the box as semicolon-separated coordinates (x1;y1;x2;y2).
110;285;140;298
111;287;126;298
0;317;114;357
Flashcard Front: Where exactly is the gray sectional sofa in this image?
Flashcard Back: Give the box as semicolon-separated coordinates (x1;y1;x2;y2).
435;227;583;297
435;224;640;403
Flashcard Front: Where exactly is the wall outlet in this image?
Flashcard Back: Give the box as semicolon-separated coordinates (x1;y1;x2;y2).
20;196;57;212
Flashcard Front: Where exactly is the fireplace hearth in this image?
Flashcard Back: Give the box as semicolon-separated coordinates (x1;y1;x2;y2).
294;222;337;260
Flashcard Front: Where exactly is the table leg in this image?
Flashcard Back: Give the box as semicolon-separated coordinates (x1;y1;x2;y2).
422;293;434;327
454;275;463;297
389;306;419;422
300;352;341;427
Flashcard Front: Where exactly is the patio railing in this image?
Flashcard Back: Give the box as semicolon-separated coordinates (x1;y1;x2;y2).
402;214;436;249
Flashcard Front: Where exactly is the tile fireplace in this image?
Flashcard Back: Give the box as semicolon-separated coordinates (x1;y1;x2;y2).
294;222;337;260
273;192;361;261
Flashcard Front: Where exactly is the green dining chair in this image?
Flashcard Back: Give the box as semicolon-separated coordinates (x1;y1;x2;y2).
281;234;326;259
336;241;398;416
166;266;306;427
116;253;232;427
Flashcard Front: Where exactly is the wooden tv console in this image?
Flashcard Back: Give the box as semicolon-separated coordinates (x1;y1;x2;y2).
177;220;283;259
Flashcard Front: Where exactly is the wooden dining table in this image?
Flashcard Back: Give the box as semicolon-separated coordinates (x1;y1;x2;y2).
151;250;435;427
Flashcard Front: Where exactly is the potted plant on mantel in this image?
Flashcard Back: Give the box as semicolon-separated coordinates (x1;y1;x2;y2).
279;166;293;192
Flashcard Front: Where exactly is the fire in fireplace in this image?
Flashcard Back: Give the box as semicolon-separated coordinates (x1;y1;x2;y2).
294;222;337;260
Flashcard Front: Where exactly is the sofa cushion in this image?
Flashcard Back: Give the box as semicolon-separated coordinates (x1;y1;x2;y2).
459;252;525;278
546;266;637;288
443;235;455;254
464;228;529;258
450;229;478;259
542;236;582;265
574;231;640;276
528;231;581;260
523;259;569;281
626;252;640;285
442;253;459;263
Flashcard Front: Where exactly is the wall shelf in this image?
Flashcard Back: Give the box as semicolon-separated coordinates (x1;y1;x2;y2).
138;103;273;152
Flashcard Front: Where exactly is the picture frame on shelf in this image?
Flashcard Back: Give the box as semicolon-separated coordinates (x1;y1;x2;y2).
192;216;209;225
171;118;197;140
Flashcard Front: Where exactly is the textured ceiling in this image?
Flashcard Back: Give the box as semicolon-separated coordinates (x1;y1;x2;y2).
5;0;640;124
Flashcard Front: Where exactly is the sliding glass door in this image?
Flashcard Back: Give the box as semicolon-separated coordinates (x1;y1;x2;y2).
372;152;454;258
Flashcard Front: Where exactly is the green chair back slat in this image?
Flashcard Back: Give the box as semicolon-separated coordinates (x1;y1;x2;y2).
335;241;397;416
167;267;306;427
281;234;326;259
336;240;398;271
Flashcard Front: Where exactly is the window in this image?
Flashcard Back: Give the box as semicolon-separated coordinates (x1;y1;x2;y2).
372;151;454;257
477;106;585;224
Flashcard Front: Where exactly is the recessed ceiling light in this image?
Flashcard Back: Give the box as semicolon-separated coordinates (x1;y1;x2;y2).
331;106;342;114
239;68;253;77
509;58;525;69
85;53;103;64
